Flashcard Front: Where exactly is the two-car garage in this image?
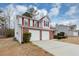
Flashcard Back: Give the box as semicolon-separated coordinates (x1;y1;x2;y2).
29;29;51;41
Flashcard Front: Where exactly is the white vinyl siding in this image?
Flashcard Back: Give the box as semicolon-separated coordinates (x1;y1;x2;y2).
30;20;33;27
15;17;22;43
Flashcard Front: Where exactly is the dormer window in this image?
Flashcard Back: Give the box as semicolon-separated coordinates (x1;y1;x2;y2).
46;21;49;27
33;20;39;27
44;21;49;27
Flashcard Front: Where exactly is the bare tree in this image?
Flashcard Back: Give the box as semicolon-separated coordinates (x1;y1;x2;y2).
4;4;15;29
0;10;6;35
23;7;39;18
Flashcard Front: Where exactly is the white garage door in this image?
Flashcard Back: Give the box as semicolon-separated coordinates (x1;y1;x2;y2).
42;31;49;40
29;30;40;41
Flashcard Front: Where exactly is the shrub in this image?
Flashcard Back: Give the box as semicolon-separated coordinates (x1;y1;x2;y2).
23;32;31;43
5;29;14;37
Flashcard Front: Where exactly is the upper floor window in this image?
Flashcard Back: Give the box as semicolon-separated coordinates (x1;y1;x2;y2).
24;19;28;26
34;21;37;27
44;21;49;27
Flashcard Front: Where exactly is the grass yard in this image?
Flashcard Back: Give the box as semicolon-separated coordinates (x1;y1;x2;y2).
0;38;53;56
59;36;79;45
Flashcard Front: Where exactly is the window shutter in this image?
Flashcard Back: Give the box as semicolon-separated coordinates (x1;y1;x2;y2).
28;18;30;27
44;21;45;26
22;17;24;26
33;20;34;27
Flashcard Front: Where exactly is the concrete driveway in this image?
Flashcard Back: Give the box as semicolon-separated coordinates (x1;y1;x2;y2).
32;40;79;56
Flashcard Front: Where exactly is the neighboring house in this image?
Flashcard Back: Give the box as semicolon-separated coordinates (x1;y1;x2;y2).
55;24;77;36
15;15;54;43
74;30;79;36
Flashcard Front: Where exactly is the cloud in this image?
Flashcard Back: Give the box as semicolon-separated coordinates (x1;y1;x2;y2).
48;3;61;27
52;3;61;8
65;5;79;19
49;8;59;16
50;22;56;27
40;9;48;16
58;19;79;25
48;3;61;19
65;6;77;18
15;5;27;15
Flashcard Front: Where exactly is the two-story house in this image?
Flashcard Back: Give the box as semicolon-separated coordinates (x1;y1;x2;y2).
15;15;54;43
55;24;77;36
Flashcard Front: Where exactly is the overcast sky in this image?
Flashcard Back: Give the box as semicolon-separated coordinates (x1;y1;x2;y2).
0;3;79;29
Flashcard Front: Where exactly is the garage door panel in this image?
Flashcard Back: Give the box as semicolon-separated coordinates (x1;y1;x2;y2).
29;30;40;41
42;31;49;40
